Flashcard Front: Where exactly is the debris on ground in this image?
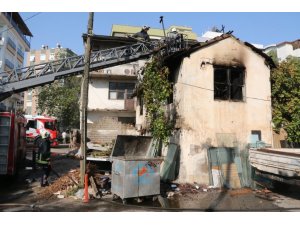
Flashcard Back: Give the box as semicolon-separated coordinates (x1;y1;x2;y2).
37;169;81;201
36;162;113;201
254;188;280;201
229;188;253;197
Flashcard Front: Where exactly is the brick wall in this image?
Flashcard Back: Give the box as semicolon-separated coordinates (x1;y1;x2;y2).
87;116;137;144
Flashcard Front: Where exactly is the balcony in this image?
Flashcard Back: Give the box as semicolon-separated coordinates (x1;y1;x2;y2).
3;13;31;48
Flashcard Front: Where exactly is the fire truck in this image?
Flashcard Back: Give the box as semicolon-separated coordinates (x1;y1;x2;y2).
0;112;26;176
25;115;59;147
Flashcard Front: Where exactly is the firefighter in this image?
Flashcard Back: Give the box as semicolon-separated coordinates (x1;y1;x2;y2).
168;27;182;50
132;25;150;42
37;130;52;187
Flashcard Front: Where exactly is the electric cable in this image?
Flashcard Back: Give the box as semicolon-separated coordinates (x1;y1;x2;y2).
177;81;271;102
0;12;41;35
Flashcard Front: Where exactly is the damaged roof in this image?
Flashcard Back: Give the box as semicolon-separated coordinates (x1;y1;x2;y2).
166;34;275;68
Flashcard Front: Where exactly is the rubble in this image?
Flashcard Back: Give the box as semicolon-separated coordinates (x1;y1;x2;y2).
254;188;280;201
36;162;113;201
37;169;81;201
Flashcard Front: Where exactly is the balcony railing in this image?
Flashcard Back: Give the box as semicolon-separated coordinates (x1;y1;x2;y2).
3;13;31;48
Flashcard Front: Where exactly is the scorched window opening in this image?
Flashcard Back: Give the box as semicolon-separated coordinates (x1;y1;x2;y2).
214;66;245;101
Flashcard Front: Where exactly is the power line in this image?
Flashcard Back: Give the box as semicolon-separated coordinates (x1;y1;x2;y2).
177;82;271;102
0;12;41;35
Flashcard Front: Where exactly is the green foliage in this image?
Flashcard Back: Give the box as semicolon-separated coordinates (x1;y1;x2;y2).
267;49;279;65
37;76;81;129
271;57;300;142
141;56;173;143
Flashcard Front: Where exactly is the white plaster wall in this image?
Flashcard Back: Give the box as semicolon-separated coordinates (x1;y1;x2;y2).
277;44;293;61
100;62;140;76
88;60;146;110
174;37;272;184
88;79;125;110
292;48;300;57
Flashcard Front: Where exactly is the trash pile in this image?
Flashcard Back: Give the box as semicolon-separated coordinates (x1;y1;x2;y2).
37;169;80;201
87;142;113;159
163;182;220;198
36;165;112;201
90;150;112;158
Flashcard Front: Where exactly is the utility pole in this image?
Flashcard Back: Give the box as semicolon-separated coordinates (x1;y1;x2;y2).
80;12;94;185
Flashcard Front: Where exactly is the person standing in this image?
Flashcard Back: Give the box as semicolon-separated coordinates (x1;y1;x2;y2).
168;27;181;50
62;131;67;144
132;25;150;42
36;130;52;187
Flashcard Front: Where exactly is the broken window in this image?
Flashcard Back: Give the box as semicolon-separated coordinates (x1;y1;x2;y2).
214;66;245;101
109;82;135;100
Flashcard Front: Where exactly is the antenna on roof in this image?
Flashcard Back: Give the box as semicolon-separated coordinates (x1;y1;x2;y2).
159;16;166;39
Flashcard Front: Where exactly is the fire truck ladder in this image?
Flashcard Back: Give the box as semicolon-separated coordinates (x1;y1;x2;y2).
0;41;163;101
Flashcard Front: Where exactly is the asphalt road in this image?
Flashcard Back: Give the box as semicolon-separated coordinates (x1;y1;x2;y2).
1;146;300;212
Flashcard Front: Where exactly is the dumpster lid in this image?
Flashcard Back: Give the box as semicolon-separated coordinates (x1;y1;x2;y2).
111;135;154;157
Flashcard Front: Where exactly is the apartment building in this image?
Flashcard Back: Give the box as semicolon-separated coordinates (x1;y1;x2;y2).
23;45;77;115
0;12;32;112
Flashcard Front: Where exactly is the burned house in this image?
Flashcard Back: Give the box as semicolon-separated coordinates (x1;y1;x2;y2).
136;34;275;187
84;25;197;145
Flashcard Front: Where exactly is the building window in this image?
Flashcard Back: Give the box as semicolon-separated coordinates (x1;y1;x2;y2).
7;37;16;50
109;82;135;100
251;130;261;142
17;47;24;59
214;66;245;101
30;55;35;62
40;54;46;61
49;53;55;61
118;117;135;126
4;58;14;69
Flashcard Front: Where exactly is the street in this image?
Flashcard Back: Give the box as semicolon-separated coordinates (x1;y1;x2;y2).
1;146;300;212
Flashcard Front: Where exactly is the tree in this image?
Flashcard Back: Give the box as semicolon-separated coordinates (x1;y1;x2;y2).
271;57;300;143
37;76;81;130
267;49;279;65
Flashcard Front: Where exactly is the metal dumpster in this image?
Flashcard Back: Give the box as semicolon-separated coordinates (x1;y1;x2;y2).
111;135;162;203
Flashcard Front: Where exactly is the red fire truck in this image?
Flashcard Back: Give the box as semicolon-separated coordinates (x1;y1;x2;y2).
0;112;26;176
25;115;59;147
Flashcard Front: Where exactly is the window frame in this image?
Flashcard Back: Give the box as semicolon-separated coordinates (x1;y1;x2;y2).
214;66;245;102
108;82;135;100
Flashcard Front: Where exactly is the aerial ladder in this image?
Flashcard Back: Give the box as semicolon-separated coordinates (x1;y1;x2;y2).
0;37;189;102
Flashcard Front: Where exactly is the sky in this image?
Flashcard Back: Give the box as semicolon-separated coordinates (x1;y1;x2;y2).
20;12;300;55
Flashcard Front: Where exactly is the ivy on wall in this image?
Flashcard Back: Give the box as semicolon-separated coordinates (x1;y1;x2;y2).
141;55;173;143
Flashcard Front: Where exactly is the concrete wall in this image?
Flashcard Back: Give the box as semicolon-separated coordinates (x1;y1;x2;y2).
87;60;146;143
173;37;272;184
277;44;294;61
88;61;145;111
293;48;300;57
